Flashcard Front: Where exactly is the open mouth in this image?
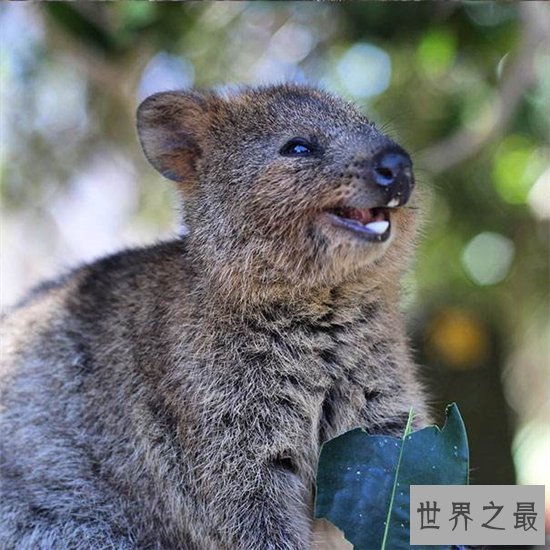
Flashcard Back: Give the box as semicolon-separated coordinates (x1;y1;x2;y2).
325;206;391;242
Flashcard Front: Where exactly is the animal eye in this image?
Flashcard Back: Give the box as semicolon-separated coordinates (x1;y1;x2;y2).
279;137;316;157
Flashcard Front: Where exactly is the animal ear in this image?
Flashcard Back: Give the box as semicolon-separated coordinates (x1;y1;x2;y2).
137;91;214;186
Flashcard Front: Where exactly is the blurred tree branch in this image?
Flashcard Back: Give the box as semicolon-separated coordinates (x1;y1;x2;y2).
419;2;550;175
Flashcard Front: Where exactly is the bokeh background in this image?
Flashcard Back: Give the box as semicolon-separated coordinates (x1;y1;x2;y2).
1;0;549;530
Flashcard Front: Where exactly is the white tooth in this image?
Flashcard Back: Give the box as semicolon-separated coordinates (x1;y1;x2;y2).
366;220;390;234
387;198;399;208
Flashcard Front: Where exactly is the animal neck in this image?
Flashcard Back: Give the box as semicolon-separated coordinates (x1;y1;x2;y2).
189;272;402;339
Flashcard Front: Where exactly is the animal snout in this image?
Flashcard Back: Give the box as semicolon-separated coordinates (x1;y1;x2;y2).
371;148;414;207
373;150;411;187
353;147;414;208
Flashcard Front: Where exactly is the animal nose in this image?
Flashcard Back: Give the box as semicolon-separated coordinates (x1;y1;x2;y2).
373;150;412;188
370;149;414;206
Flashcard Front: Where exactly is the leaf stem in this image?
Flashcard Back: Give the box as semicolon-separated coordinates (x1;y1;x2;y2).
380;407;414;550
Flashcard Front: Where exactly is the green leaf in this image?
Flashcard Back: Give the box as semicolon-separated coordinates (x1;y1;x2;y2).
314;404;469;550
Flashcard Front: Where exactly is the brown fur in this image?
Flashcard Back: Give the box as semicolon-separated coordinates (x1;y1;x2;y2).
0;84;428;549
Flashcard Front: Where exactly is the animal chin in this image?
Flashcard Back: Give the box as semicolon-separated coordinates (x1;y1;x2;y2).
324;206;392;242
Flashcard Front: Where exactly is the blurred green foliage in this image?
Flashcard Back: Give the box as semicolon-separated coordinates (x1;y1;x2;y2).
1;2;549;490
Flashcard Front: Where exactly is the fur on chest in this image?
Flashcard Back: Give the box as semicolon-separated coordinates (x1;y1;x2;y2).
184;299;404;437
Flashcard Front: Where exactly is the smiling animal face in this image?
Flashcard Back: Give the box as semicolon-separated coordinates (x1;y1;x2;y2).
138;85;420;297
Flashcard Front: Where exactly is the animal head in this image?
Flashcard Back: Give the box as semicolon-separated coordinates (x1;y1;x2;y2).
137;84;421;302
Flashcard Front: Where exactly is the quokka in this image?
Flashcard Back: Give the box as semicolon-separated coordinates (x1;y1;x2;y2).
0;84;428;549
